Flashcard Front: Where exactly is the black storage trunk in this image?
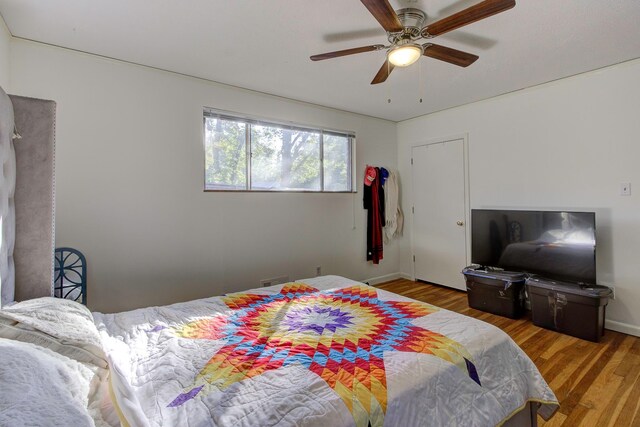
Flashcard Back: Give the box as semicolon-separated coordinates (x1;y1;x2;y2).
526;276;612;342
462;267;527;319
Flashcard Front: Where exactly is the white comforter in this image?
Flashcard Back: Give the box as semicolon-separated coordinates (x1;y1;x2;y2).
94;276;557;427
0;338;113;427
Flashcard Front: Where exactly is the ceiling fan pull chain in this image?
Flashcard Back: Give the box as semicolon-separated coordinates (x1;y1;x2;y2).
387;60;391;104
419;59;423;103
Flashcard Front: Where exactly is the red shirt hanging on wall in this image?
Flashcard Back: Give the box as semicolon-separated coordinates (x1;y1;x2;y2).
363;166;385;264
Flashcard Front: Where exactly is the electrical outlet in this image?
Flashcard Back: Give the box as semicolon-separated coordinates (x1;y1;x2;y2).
260;275;290;288
621;182;631;196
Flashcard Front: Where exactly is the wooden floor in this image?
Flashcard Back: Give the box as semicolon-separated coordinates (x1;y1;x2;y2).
375;279;640;427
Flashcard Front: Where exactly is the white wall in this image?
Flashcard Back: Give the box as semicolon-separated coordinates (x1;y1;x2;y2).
398;58;640;336
0;15;10;89
10;39;399;313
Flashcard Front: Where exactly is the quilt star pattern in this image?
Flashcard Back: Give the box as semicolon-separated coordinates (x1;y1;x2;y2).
167;283;481;427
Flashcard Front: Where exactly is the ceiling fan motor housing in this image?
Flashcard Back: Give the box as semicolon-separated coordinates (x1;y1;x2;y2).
388;8;427;42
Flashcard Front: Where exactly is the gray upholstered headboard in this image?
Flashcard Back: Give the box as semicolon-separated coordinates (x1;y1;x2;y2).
10;95;56;302
0;87;56;306
0;87;16;305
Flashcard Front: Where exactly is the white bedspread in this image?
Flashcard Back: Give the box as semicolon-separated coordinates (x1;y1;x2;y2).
94;276;557;427
0;338;114;427
0;296;107;367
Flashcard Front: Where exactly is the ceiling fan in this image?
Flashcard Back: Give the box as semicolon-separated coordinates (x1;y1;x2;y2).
310;0;516;84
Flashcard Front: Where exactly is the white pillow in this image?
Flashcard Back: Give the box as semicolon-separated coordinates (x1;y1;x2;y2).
0;297;107;367
0;338;97;427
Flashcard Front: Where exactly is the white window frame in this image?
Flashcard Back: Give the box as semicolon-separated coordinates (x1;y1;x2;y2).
203;108;356;193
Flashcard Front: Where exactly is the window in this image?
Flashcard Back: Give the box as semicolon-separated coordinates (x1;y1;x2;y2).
204;110;354;192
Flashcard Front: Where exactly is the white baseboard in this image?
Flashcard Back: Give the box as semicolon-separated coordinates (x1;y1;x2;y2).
605;319;640;337
398;272;413;281
363;272;412;286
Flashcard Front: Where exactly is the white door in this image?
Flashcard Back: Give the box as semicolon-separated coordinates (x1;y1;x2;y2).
412;139;468;291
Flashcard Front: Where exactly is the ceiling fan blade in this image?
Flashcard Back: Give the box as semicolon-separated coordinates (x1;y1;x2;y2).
423;43;479;67
422;0;516;38
360;0;404;33
310;45;383;61
371;60;395;84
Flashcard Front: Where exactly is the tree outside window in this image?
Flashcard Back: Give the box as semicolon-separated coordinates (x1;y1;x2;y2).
204;112;353;192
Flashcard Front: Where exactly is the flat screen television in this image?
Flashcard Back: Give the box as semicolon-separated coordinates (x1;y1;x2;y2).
471;209;596;284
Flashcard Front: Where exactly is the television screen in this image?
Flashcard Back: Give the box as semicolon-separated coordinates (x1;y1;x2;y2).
471;209;596;284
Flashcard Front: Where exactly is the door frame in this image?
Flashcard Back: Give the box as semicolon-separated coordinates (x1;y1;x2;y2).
409;133;471;282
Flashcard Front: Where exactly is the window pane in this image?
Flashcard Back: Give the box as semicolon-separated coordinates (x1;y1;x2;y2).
251;125;321;191
323;134;351;191
204;118;247;190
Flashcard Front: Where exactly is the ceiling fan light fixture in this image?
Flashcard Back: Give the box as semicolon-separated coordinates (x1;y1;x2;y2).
387;44;422;67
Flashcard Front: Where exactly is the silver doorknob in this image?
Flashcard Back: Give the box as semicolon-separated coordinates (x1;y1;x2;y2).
456;220;464;226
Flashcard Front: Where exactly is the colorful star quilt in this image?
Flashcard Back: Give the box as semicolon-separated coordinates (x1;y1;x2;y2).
168;283;481;427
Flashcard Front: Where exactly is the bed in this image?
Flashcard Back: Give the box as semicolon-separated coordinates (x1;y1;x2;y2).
1;276;558;427
0;87;559;426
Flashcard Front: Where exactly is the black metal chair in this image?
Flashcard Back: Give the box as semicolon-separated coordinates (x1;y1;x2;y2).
54;248;87;305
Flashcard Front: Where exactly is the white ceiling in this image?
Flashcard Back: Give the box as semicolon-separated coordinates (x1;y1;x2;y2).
1;0;640;121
